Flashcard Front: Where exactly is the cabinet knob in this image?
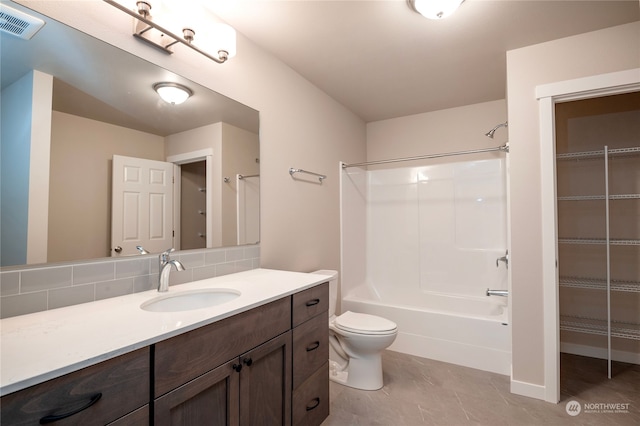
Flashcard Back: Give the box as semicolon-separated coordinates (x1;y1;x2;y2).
232;363;242;372
242;357;253;367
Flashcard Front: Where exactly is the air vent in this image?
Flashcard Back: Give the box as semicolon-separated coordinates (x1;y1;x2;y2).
0;4;45;40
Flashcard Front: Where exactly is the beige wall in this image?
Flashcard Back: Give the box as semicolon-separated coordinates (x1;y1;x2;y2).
29;1;366;275
506;21;639;389
221;123;260;246
48;111;165;262
367;99;508;165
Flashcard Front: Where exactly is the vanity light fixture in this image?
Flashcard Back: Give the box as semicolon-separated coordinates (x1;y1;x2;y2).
154;82;193;105
407;0;465;20
103;0;235;63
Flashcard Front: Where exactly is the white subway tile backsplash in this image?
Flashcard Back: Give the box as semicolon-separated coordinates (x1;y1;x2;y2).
73;262;115;285
49;284;95;309
215;262;237;277
95;278;134;300
115;258;150;279
178;252;205;268
0;244;259;319
205;250;226;265
133;275;156;293
0;271;20;296
192;265;217;281
225;247;245;261
21;267;72;292
1;292;47;318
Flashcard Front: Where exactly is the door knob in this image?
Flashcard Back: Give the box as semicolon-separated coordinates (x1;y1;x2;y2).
114;246;122;253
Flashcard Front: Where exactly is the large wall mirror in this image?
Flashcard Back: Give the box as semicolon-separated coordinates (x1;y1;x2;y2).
0;2;260;267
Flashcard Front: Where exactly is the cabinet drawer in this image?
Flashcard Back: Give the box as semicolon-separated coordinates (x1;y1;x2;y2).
292;312;329;389
107;405;149;426
292;282;329;328
155;297;291;397
292;362;329;426
0;347;150;426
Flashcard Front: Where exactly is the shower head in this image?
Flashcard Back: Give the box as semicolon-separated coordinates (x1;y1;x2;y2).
485;122;508;139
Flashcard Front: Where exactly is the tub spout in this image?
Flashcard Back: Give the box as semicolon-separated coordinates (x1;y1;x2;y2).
486;289;508;297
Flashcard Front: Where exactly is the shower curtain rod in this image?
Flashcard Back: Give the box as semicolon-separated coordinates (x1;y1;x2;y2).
342;143;509;169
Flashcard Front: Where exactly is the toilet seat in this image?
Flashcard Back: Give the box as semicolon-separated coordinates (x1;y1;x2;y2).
334;311;397;335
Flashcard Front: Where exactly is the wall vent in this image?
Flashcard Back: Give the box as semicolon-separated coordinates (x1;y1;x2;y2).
0;4;45;40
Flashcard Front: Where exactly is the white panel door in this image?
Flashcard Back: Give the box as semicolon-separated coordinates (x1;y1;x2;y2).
237;174;260;245
111;155;173;257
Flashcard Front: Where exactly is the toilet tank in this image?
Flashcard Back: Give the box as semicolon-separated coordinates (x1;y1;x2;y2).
311;269;338;317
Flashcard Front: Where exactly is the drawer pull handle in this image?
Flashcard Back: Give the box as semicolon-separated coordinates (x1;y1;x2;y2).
306;397;320;411
306;341;320;352
305;299;320;307
39;392;102;424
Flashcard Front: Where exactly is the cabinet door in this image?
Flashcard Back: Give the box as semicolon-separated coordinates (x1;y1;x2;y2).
239;331;292;426
154;359;239;426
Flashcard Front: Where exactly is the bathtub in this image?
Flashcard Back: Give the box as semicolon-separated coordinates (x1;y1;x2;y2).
341;285;511;375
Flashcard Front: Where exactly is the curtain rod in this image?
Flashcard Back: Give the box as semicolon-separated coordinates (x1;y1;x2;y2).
342;144;508;169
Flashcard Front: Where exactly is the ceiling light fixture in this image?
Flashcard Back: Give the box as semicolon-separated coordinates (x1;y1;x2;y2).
154;82;193;105
407;0;465;20
103;0;235;64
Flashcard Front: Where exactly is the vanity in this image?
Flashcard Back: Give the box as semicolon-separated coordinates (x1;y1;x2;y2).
0;269;330;425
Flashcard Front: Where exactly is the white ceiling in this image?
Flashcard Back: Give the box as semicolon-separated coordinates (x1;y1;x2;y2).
208;0;639;122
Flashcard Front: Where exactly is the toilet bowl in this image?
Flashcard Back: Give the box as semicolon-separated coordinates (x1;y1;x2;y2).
312;270;398;391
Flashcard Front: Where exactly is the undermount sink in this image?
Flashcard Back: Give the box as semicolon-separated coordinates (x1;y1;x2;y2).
141;288;241;312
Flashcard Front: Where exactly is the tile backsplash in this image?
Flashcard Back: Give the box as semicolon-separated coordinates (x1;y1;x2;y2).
0;245;260;319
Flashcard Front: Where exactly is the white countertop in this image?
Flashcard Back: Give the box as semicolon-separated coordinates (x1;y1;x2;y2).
0;268;332;396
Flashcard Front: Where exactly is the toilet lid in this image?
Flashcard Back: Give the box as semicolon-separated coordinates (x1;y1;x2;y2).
334;311;397;335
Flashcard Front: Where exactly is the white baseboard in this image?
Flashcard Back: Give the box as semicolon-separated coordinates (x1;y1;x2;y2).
561;342;640;365
510;378;546;401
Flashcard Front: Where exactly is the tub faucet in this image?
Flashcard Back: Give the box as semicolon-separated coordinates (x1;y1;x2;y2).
158;248;185;292
486;289;509;297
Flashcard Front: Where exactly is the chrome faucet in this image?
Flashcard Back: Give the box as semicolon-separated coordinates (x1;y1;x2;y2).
486;289;509;297
158;248;185;292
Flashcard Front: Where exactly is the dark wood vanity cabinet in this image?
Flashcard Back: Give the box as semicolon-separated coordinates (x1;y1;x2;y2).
291;283;330;426
1;282;330;426
153;297;293;426
0;347;150;426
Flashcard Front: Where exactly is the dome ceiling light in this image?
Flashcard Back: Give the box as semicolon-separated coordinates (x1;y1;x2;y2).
153;82;193;105
407;0;466;20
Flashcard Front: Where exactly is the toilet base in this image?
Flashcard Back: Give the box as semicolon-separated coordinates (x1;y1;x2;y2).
328;356;384;391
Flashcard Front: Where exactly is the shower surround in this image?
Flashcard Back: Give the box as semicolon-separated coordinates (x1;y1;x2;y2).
340;157;511;375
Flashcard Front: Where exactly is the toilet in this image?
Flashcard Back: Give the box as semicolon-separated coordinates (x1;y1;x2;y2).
312;270;397;391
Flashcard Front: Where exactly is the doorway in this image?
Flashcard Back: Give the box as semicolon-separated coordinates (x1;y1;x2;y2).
180;161;207;250
554;92;639;390
538;68;640;403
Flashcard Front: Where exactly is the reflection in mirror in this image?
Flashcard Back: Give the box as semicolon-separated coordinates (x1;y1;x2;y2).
0;3;259;267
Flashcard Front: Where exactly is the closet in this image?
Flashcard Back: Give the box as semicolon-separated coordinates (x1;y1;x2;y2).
555;91;640;378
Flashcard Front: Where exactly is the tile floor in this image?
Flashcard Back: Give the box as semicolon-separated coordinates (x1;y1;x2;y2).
321;351;640;425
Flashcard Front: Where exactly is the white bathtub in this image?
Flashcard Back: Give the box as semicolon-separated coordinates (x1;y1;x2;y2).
341;286;511;375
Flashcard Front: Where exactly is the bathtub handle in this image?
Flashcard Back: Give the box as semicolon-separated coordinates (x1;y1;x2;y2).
305;298;320;307
306;341;320;352
496;250;509;269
